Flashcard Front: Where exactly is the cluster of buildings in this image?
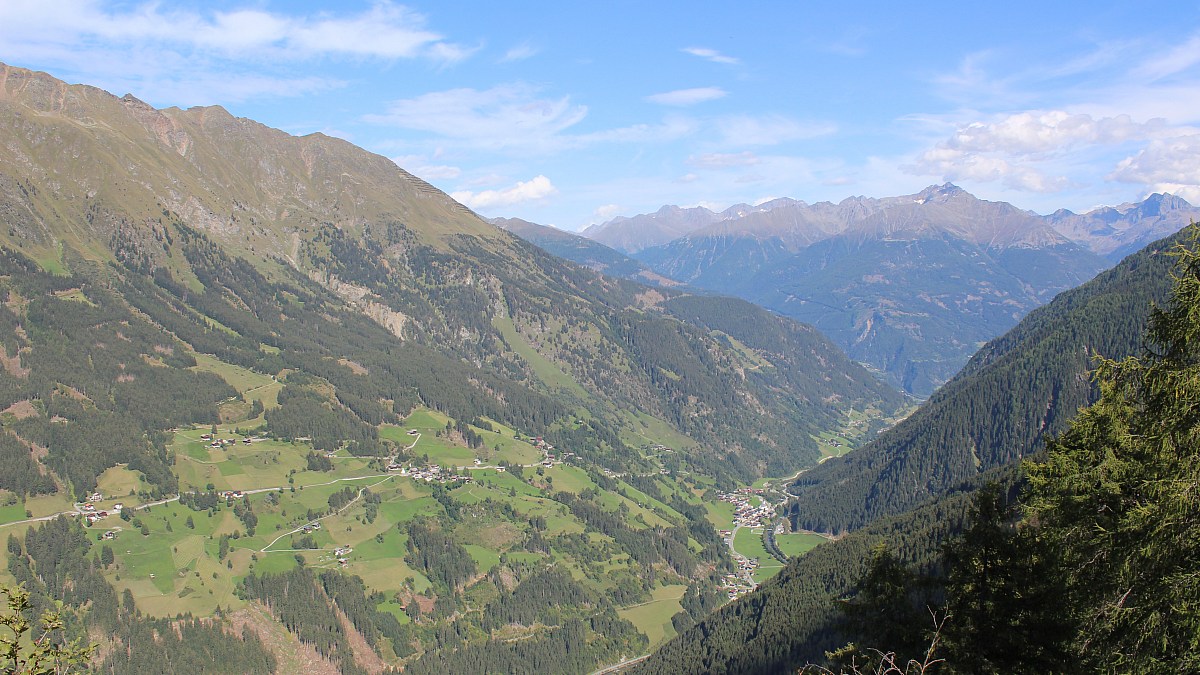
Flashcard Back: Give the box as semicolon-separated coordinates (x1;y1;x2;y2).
717;488;777;529
385;463;471;484
720;558;760;600
79;493;123;526
200;433;253;448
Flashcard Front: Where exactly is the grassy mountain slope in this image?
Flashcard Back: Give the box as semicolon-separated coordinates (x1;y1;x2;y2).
0;62;902;483
0;63;907;673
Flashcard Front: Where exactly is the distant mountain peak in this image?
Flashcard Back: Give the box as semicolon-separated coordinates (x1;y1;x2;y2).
1137;192;1193;217
915;182;968;204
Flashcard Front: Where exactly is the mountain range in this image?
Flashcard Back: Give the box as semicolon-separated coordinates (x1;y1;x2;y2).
573;184;1200;395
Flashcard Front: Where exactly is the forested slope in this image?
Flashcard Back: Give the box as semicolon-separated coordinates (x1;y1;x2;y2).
786;228;1185;532
642;225;1199;675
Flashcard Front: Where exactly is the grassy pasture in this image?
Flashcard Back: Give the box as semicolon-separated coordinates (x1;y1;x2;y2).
775;532;830;558
618;583;687;647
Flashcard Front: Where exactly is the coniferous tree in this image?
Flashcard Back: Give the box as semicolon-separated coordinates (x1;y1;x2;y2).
1026;226;1200;673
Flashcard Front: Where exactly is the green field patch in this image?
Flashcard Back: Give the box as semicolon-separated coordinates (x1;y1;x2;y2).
118;536;183;595
752;561;786;583
23;493;73;519
190;353;275;393
217;462;246;476
503;551;545;565
378;495;440;525
474;427;540;466
402;408;451;430
412;437;474;466
376;600;411;625
620;411;694;451
250;551;302;576
378;425;414;443
618;584;687;647
733;527;771;562
0;503;27;525
463;544;501;573
351;528;409;562
542;465;595;494
352;556;429;594
704;501;736;531
493;314;588;397
171;534;208;569
469;470;542;498
96;465;146;499
775;532;830;558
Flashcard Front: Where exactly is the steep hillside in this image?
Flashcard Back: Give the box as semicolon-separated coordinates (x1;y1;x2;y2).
785;227;1184;533
0;62;902;482
0;63;906;673
635;486;979;674
490;216;676;287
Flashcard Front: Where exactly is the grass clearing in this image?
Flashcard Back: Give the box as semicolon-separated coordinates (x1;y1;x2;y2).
776;532;830;558
492;314;588;397
704;501;735;531
191;353;276;395
618;584;687;647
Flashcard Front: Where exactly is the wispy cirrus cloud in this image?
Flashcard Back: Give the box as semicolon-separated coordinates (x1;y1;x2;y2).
365;84;588;152
716;114;837;146
0;0;470;61
646;87;726;106
501;42;539;63
688;151;761;168
0;1;473;105
452;175;557;209
682;47;739;65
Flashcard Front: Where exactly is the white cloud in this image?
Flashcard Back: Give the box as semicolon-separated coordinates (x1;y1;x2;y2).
366;84;588;151
391;156;462;180
452;175;557;209
501;42;539;62
646;87;726;106
1132;34;1200;82
593;204;623;220
0;1;471;106
369;88;702;154
937;111;1164;156
1109;134;1200;201
688;151;761;168
716;114;837;146
908;110;1186;193
0;1;468;61
682;47;739;65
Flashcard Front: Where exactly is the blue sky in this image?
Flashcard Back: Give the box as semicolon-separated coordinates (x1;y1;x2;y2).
3;1;1200;231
